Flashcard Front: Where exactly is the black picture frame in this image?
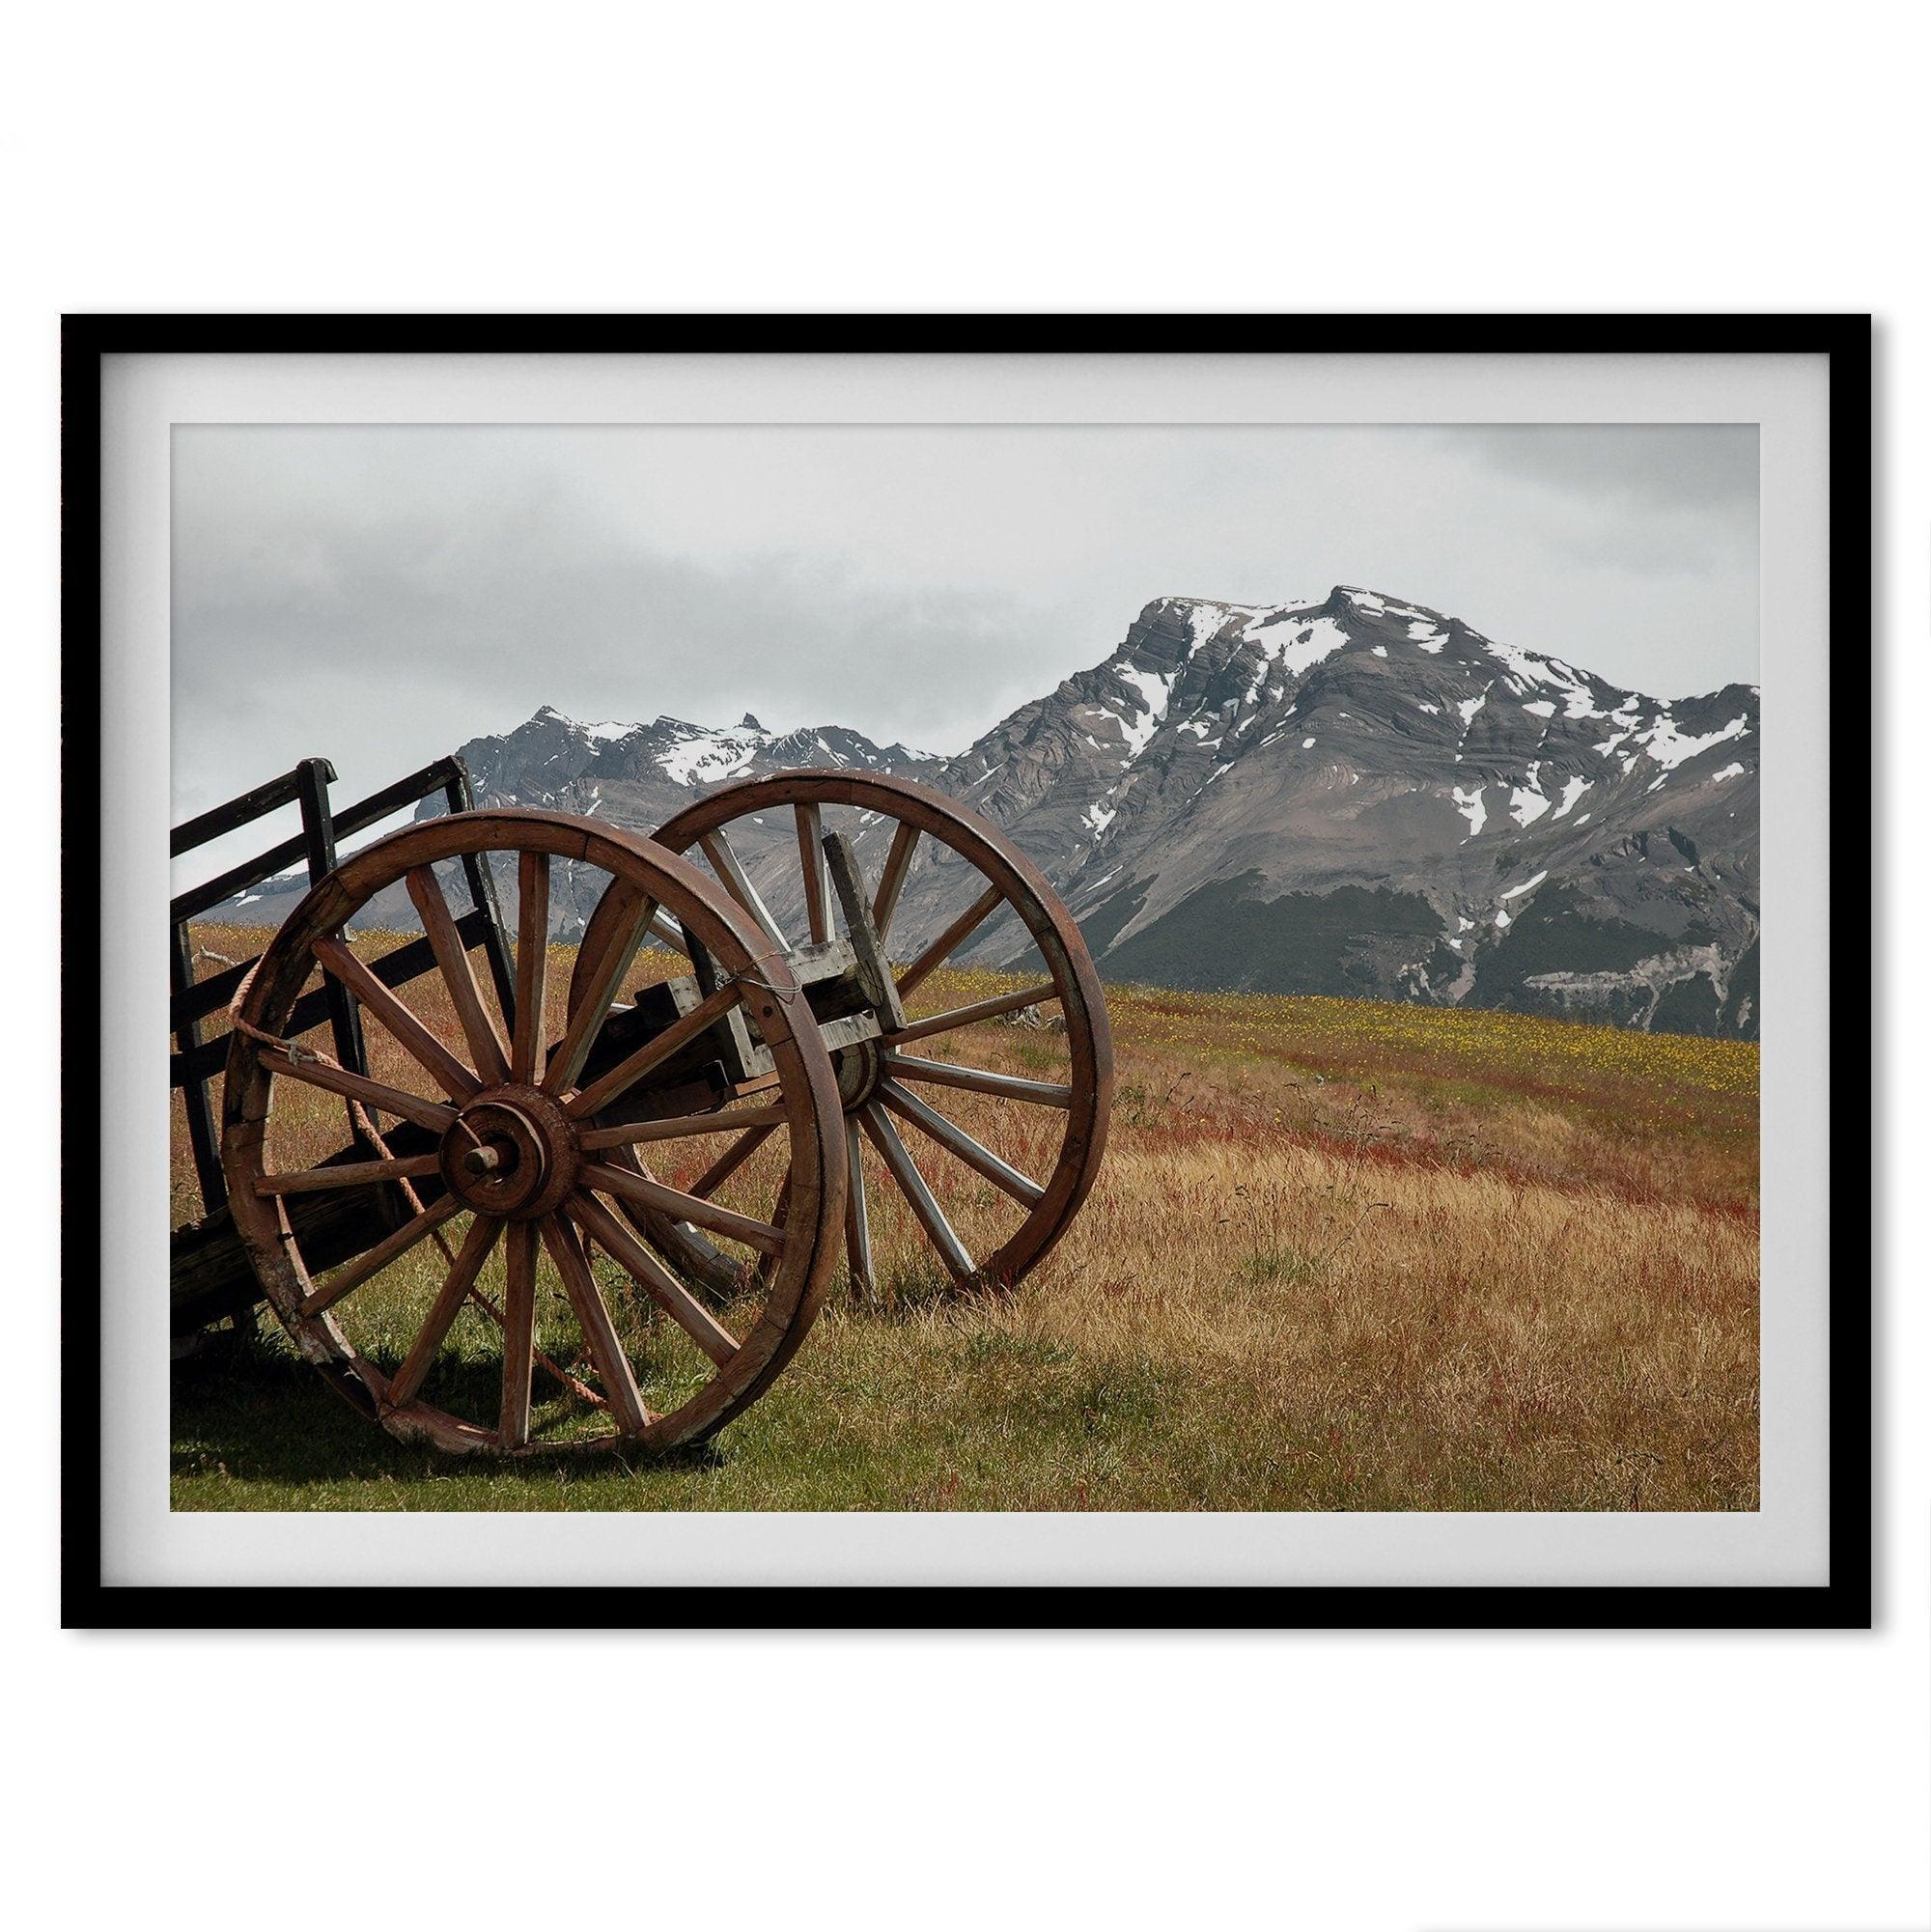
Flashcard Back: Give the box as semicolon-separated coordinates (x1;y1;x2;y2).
63;313;1872;1631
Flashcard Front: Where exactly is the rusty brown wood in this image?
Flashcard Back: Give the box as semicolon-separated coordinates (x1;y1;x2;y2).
406;864;510;1084
497;1219;539;1449
566;979;741;1121
256;1046;458;1134
876;1077;1046;1206
871;820;920;942
540;1214;650;1435
512;852;549;1084
650;772;1112;1300
889;981;1061;1045
881;1050;1073;1108
843;1118;874;1302
386;1212;503;1409
566;1190;741;1369
581;1159;787;1256
858;1103;973;1282
893;882;1004;998
255;1151;443;1195
297;1192;463;1316
545;882;656;1095
313;935;481;1103
578;1104;788;1152
698;828;787;950
221;808;847;1458
686;1121;780;1199
796;802;828;945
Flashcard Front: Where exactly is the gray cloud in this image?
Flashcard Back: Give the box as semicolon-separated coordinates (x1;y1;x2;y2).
172;423;1760;831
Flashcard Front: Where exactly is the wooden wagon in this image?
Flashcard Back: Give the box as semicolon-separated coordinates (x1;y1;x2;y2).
171;756;1113;1454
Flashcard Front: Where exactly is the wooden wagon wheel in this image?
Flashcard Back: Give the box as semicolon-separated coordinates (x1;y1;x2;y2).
221;809;845;1454
642;772;1113;1301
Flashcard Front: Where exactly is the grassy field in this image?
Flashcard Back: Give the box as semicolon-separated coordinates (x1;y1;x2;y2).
172;923;1758;1512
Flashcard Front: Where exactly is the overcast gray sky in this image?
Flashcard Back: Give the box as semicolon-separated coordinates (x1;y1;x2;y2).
172;422;1758;826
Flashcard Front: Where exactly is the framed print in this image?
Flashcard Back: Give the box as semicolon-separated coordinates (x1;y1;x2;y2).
64;315;1870;1626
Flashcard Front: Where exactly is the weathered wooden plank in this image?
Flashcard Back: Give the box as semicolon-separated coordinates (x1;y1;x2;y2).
887;980;1060;1046
170;764;318;858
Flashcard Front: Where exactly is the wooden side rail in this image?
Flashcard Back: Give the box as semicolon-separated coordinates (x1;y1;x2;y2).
168;751;512;1233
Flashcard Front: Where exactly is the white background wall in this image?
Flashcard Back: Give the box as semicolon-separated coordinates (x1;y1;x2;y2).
7;6;1920;1927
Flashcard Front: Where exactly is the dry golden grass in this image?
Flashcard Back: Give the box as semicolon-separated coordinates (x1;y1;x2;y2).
171;923;1758;1512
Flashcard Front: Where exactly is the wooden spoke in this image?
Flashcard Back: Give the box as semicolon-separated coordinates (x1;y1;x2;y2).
386;1212;504;1409
255;1151;443;1195
845;1116;874;1299
567;1190;741;1369
894;882;1005;998
511;851;549;1084
877;1078;1046;1206
582;1159;788;1256
872;820;919;942
578;1104;788;1151
314;935;481;1102
260;1047;458;1134
648;906;692;956
543;882;655;1095
699;829;787;949
796;802;829;944
882;1050;1073;1108
686;1120;781;1200
498;1219;539;1449
566;980;742;1120
887;980;1060;1046
406;865;510;1084
859;1103;974;1282
540;1216;651;1435
298;1193;464;1316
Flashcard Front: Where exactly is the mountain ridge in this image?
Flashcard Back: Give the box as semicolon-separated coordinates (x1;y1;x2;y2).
210;585;1760;1037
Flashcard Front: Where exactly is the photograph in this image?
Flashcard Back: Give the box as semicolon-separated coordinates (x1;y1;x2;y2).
22;16;1919;1928
162;403;1774;1518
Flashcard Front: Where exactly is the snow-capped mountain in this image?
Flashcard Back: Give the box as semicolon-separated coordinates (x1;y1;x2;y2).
450;703;939;827
873;587;1760;1036
210;587;1760;1036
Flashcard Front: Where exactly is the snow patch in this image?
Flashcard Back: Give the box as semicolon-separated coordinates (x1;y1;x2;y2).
1082;801;1117;839
1551;774;1591;819
1113;663;1178;757
656;719;769;786
1639;713;1750;770
1712;761;1747;782
1451;784;1488;838
1243;613;1352;681
1501;870;1548;901
1509;785;1551;828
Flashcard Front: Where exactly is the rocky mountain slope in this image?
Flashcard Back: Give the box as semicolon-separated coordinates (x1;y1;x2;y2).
211;587;1759;1037
900;587;1760;1037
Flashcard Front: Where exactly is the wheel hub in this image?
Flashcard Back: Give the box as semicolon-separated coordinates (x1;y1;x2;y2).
833;1038;884;1112
438;1085;579;1220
